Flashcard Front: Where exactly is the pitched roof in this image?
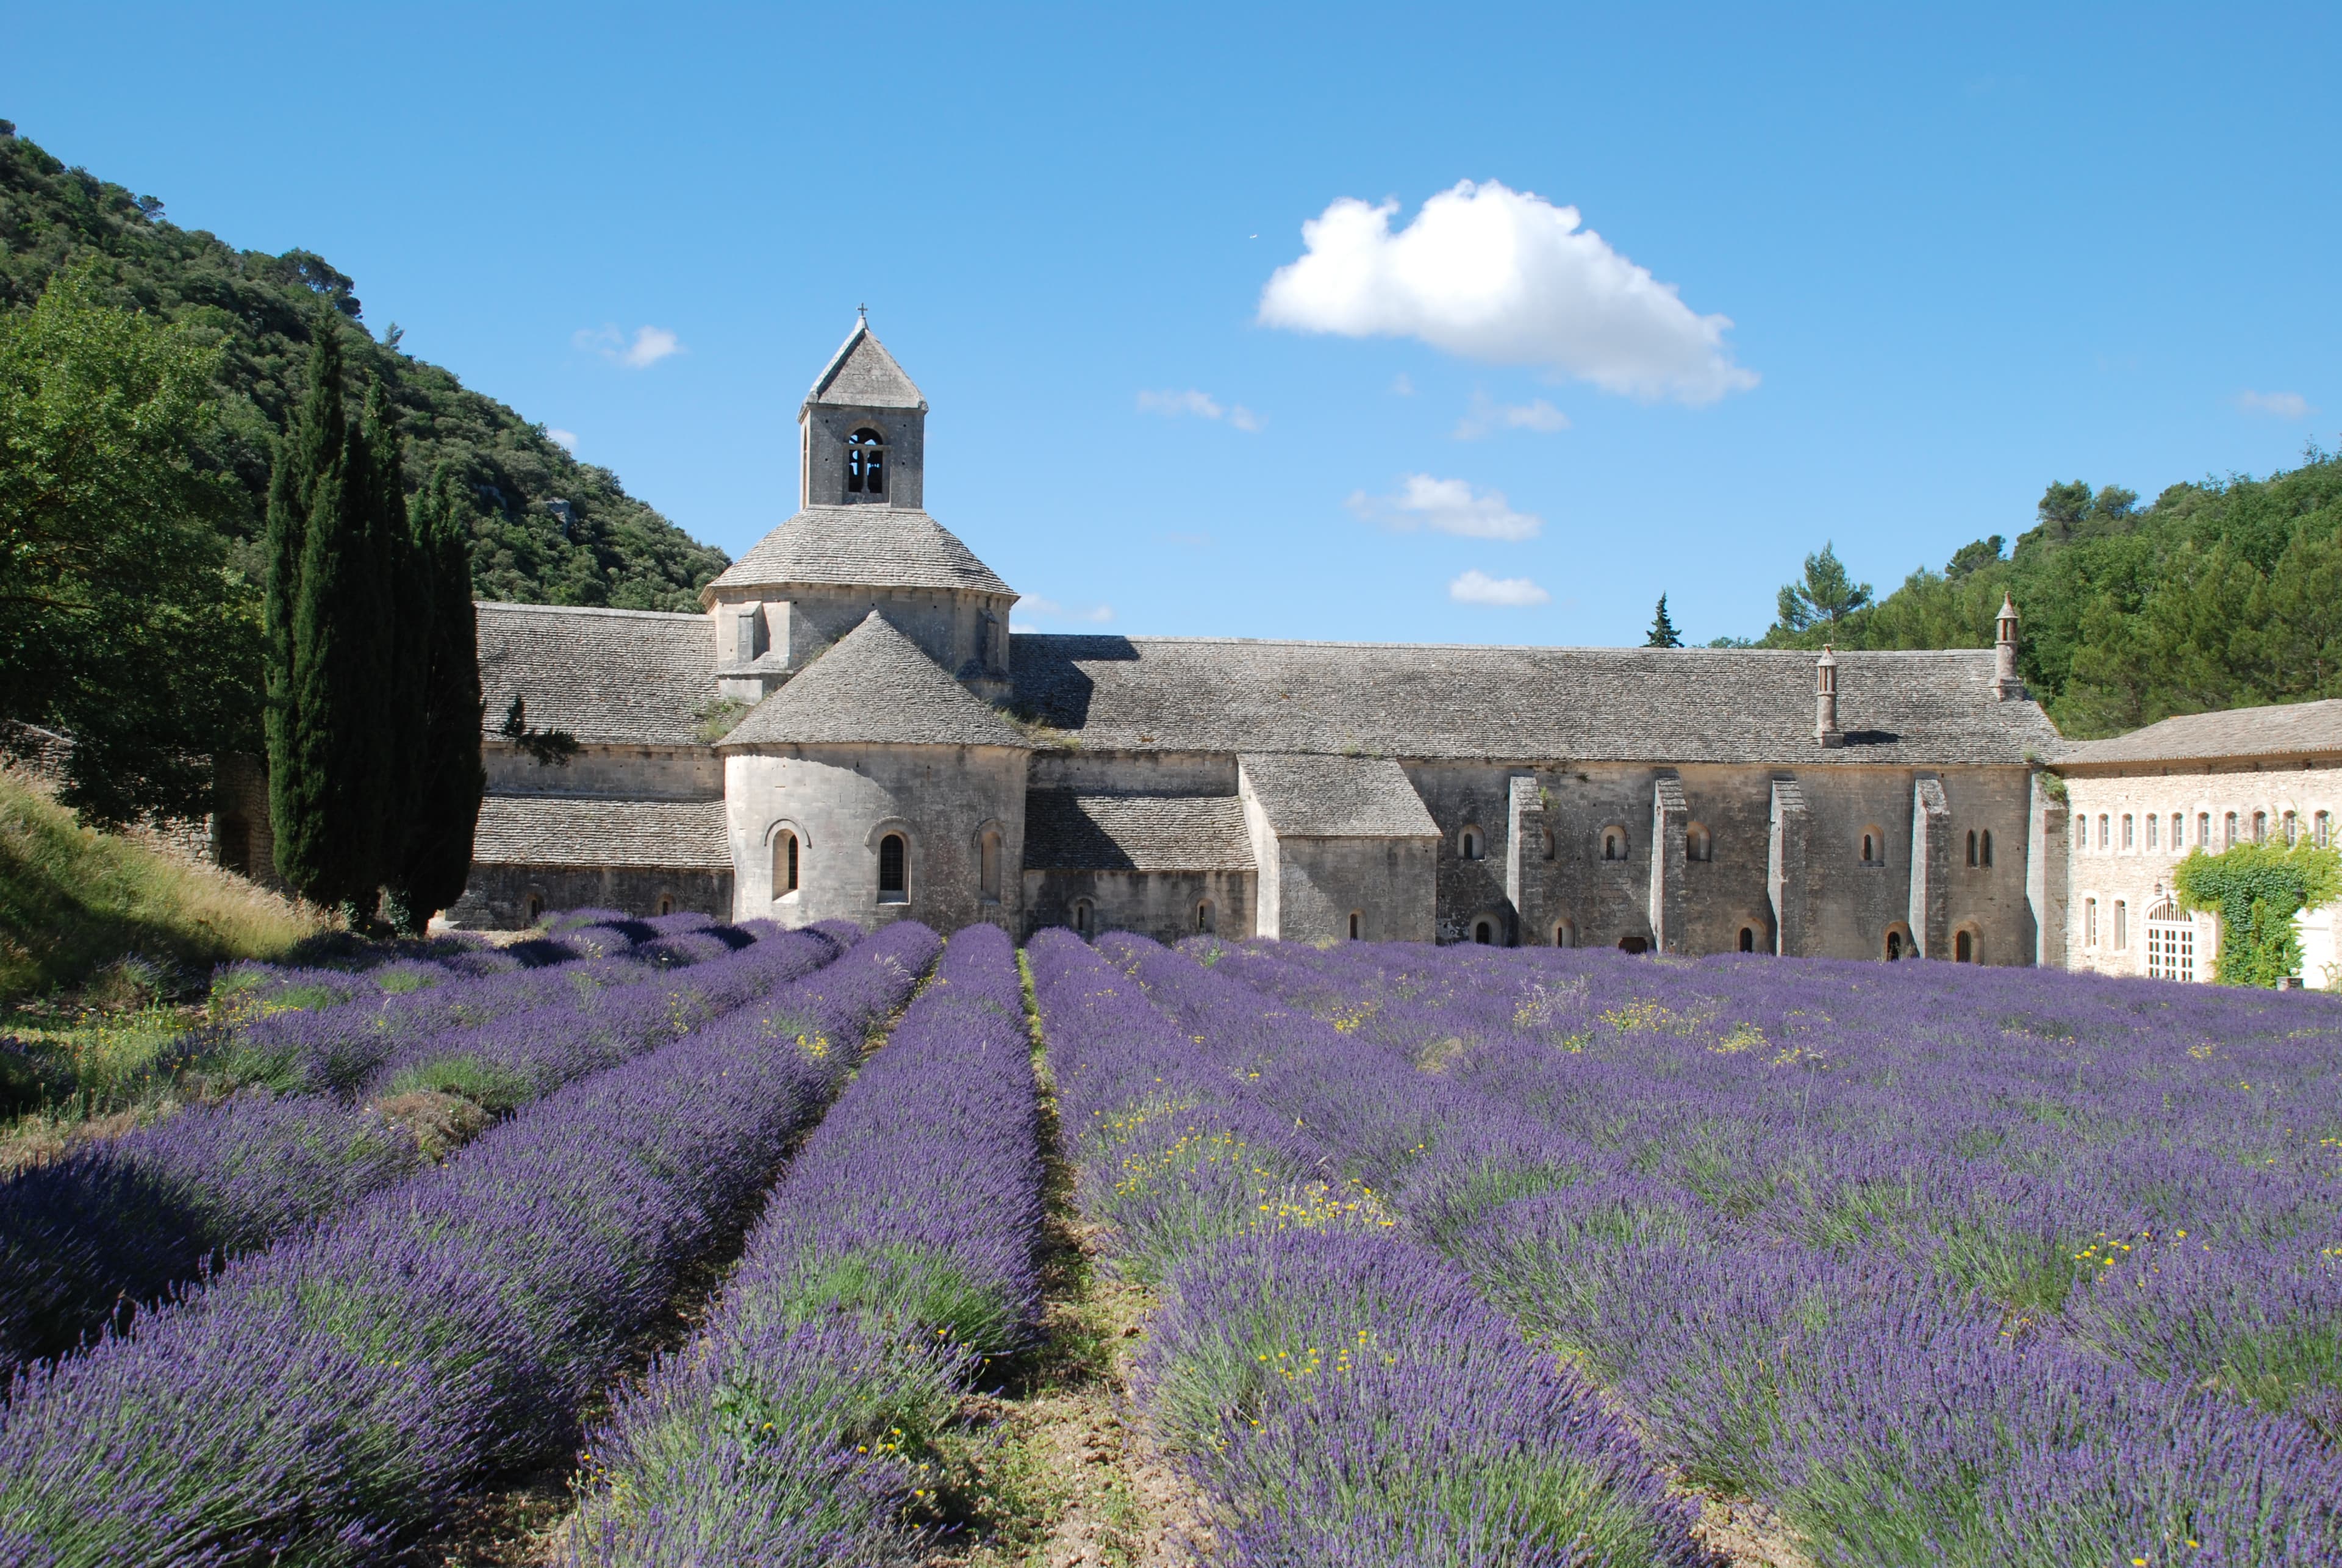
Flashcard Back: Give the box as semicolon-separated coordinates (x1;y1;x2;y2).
2056;697;2342;768
706;507;1014;598
723;612;1031;750
1239;754;1439;839
1023;791;1255;871
473;794;729;869
1009;637;2061;767
476;602;712;748
805;320;925;410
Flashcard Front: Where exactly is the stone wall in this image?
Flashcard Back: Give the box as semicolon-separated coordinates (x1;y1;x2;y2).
801;402;926;510
446;864;733;929
724;741;1026;936
2059;759;2339;981
484;742;720;800
1022;867;1255;945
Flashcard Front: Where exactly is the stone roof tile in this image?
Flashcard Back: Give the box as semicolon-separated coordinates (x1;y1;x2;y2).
1023;791;1255;871
723;612;1031;750
473;794;729;869
806;321;925;410
1010;637;2060;767
707;507;1013;598
2056;697;2342;767
1239;754;1439;838
476;602;711;748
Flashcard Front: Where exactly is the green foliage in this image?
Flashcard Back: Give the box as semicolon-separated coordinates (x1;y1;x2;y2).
496;693;579;767
1773;542;1873;635
1643;593;1683;648
2172;840;2342;987
385;467;486;931
1756;456;2342;737
0;261;261;825
0;125;727;612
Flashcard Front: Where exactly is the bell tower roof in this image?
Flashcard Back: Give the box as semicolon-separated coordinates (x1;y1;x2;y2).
804;316;925;412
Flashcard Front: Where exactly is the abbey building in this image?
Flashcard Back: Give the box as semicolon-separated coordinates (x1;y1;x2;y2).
446;320;2338;977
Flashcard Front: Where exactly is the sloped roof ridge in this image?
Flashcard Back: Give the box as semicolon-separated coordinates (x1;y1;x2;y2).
1087;634;1990;657
707;506;1012;598
476;600;706;623
723;611;1029;750
805;318;925;410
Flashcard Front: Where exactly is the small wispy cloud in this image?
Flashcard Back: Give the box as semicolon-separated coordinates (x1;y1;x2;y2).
546;428;579;453
1449;569;1550;607
1453;391;1570;440
1389;373;1415;396
1018;595;1115;625
575;324;686;369
1345;474;1542;541
1137;388;1262;431
2236;389;2313;418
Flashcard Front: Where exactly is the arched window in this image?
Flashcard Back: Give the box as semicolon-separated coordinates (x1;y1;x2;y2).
2283;811;2297;847
2074;811;2086;847
2198;812;2210;847
2122;814;2134;851
656;893;675;916
1885;927;1907;961
1686;823;1713;862
1955;929;1975;964
2085;897;2099;946
1860;829;1885;866
1739;925;1756;953
1472;918;1495;945
2252;811;2267;843
1348;911;1362;941
1966;829;1978;867
2169;814;2182;849
2224;811;2238;847
525;891;545;925
2318;811;2333;849
877;832;908;903
1554;920;1575;948
1459;827;1481;861
845;427;886;496
1071;898;1094;939
2097;815;2110;850
2114;898;2129;951
1197;900;1216;934
1601;826;1628;862
773;829;800;896
979;829;1001;902
1981;829;1994;867
2146;896;2195;982
2145;814;2158;850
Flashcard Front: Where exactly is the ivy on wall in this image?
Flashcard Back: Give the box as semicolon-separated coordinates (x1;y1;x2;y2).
2172;841;2342;987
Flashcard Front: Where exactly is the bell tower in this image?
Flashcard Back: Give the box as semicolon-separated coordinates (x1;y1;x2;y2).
800;312;926;510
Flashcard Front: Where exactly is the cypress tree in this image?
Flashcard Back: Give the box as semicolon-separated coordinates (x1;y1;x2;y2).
263;324;346;871
278;368;393;918
386;467;485;932
366;380;433;931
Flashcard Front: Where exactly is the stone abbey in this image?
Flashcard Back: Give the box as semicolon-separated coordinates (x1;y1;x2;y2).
413;321;2338;979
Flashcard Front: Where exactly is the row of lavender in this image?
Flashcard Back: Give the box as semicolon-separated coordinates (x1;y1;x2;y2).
1185;937;2342;1567
1030;929;1713;1567
0;918;939;1566
566;922;1045;1565
0;912;856;1375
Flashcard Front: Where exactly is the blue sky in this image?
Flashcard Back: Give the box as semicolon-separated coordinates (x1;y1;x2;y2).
9;3;2337;645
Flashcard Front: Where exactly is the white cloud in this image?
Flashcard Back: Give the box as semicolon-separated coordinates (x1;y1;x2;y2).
1449;569;1550;607
575;324;686;369
1453;391;1570;440
1345;474;1542;541
1259;180;1757;405
1137;388;1261;431
1019;595;1115;625
546;428;578;453
2238;389;2313;418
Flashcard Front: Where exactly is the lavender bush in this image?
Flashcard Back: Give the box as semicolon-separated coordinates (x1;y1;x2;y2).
0;920;856;1376
1194;936;2342;1566
1033;930;1711;1567
569;922;1044;1566
0;921;939;1566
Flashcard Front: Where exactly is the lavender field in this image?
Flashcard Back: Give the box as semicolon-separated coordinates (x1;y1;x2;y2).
2;918;2337;1566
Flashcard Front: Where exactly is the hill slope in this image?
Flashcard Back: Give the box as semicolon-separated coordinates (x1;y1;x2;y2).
0;121;727;612
1756;456;2342;739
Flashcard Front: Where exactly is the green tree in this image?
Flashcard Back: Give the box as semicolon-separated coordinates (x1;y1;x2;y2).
1773;542;1873;635
1644;594;1683;648
2173;840;2342;987
0;262;259;825
385;467;485;933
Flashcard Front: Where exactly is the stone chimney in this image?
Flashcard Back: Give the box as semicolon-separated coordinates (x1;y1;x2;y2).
1993;593;2025;701
1815;645;1844;748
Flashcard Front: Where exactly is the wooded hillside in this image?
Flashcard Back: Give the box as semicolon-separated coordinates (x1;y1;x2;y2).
0;122;727;613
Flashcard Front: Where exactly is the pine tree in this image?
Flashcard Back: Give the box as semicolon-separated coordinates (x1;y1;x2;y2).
386;467;485;932
274;348;395;918
1645;593;1683;648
